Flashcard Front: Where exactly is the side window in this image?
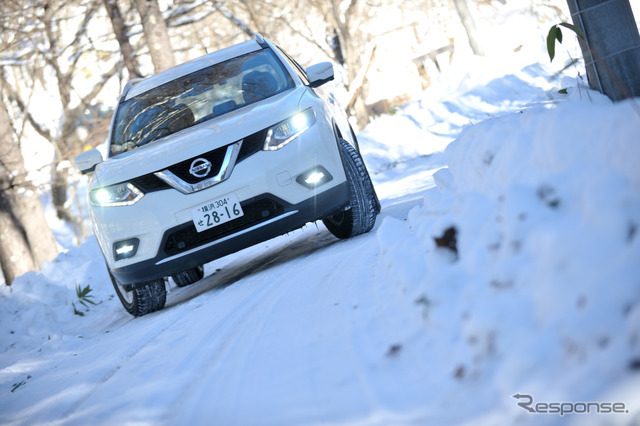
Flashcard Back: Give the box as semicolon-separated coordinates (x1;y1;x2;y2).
276;46;309;85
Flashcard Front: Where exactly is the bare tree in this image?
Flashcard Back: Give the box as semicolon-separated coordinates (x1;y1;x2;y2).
104;0;143;79
0;93;58;285
453;0;485;56
134;0;176;72
211;1;255;38
1;0;121;242
40;1;119;235
307;0;372;128
0;101;37;285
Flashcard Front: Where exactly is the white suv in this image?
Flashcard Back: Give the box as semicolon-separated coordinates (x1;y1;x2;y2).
75;35;380;316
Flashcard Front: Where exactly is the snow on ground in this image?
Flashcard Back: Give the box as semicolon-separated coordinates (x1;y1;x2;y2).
2;36;640;426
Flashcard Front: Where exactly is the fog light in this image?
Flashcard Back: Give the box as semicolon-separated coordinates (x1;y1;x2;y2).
113;238;139;261
305;171;325;185
296;167;332;188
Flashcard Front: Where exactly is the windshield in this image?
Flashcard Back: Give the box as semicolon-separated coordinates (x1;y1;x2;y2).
110;49;295;156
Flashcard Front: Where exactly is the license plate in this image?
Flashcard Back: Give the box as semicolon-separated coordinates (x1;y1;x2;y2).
191;193;244;232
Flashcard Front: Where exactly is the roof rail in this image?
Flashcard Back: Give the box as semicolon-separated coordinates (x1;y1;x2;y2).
254;33;268;48
121;77;144;100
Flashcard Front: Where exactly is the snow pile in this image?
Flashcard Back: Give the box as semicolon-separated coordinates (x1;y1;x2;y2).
0;237;113;351
358;56;574;174
374;94;640;422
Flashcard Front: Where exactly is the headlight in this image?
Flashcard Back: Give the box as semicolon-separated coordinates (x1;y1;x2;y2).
263;109;316;151
90;182;143;207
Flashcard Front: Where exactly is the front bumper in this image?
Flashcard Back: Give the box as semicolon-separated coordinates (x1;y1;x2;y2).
110;182;349;286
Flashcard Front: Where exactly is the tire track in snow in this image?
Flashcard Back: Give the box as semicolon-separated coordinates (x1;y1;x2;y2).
58;312;180;422
63;163;435;424
167;232;375;424
52;278;279;425
63;230;341;424
316;239;384;420
166;205;430;424
164;268;299;424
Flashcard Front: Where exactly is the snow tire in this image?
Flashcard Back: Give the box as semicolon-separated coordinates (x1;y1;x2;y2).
172;265;204;287
323;138;380;239
109;270;167;317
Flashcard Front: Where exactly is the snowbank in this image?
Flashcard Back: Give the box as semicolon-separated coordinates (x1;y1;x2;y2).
0;237;113;351
374;95;640;423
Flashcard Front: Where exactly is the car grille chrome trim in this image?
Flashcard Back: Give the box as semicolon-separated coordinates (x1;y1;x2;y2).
156;210;298;265
154;141;242;194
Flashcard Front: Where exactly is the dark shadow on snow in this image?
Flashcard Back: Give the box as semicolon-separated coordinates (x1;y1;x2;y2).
164;228;342;309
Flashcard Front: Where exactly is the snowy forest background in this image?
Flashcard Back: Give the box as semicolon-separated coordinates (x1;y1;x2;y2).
0;0;588;286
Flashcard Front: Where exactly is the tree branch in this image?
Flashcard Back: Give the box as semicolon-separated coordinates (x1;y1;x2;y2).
79;59;121;108
65;2;99;55
0;71;53;143
211;1;254;38
7;92;54;143
275;17;335;61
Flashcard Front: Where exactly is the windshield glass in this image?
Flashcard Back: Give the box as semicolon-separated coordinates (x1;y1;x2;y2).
110;49;294;156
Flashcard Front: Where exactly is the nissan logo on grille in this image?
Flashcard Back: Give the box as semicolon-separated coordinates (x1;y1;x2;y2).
189;158;212;178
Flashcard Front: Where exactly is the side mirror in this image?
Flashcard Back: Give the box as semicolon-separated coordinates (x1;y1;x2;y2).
74;148;103;175
307;62;334;88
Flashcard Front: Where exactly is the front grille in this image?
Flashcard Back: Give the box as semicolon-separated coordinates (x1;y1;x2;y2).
237;128;267;162
130;174;170;192
128;127;267;194
166;145;227;185
163;197;284;256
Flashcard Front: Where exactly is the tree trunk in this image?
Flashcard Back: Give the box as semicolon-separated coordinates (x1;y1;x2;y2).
566;0;640;101
453;0;485;56
341;39;369;130
0;99;58;285
0;191;35;285
50;109;81;224
134;0;176;73
104;0;143;79
327;0;370;129
13;179;59;269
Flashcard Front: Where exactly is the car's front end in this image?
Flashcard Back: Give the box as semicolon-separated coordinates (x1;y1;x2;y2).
86;39;350;286
91;91;350;286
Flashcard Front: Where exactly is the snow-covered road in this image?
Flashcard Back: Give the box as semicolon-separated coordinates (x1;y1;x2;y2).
2;151;449;425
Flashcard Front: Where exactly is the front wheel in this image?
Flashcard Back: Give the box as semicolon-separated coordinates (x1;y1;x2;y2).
323;138;380;239
109;270;167;317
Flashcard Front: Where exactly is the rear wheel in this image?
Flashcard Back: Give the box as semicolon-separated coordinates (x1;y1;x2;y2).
323;138;380;239
171;265;204;287
109;271;167;317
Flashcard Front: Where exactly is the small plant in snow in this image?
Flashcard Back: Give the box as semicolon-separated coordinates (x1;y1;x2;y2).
73;284;97;316
546;22;586;94
76;284;96;307
546;22;584;63
72;303;84;317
